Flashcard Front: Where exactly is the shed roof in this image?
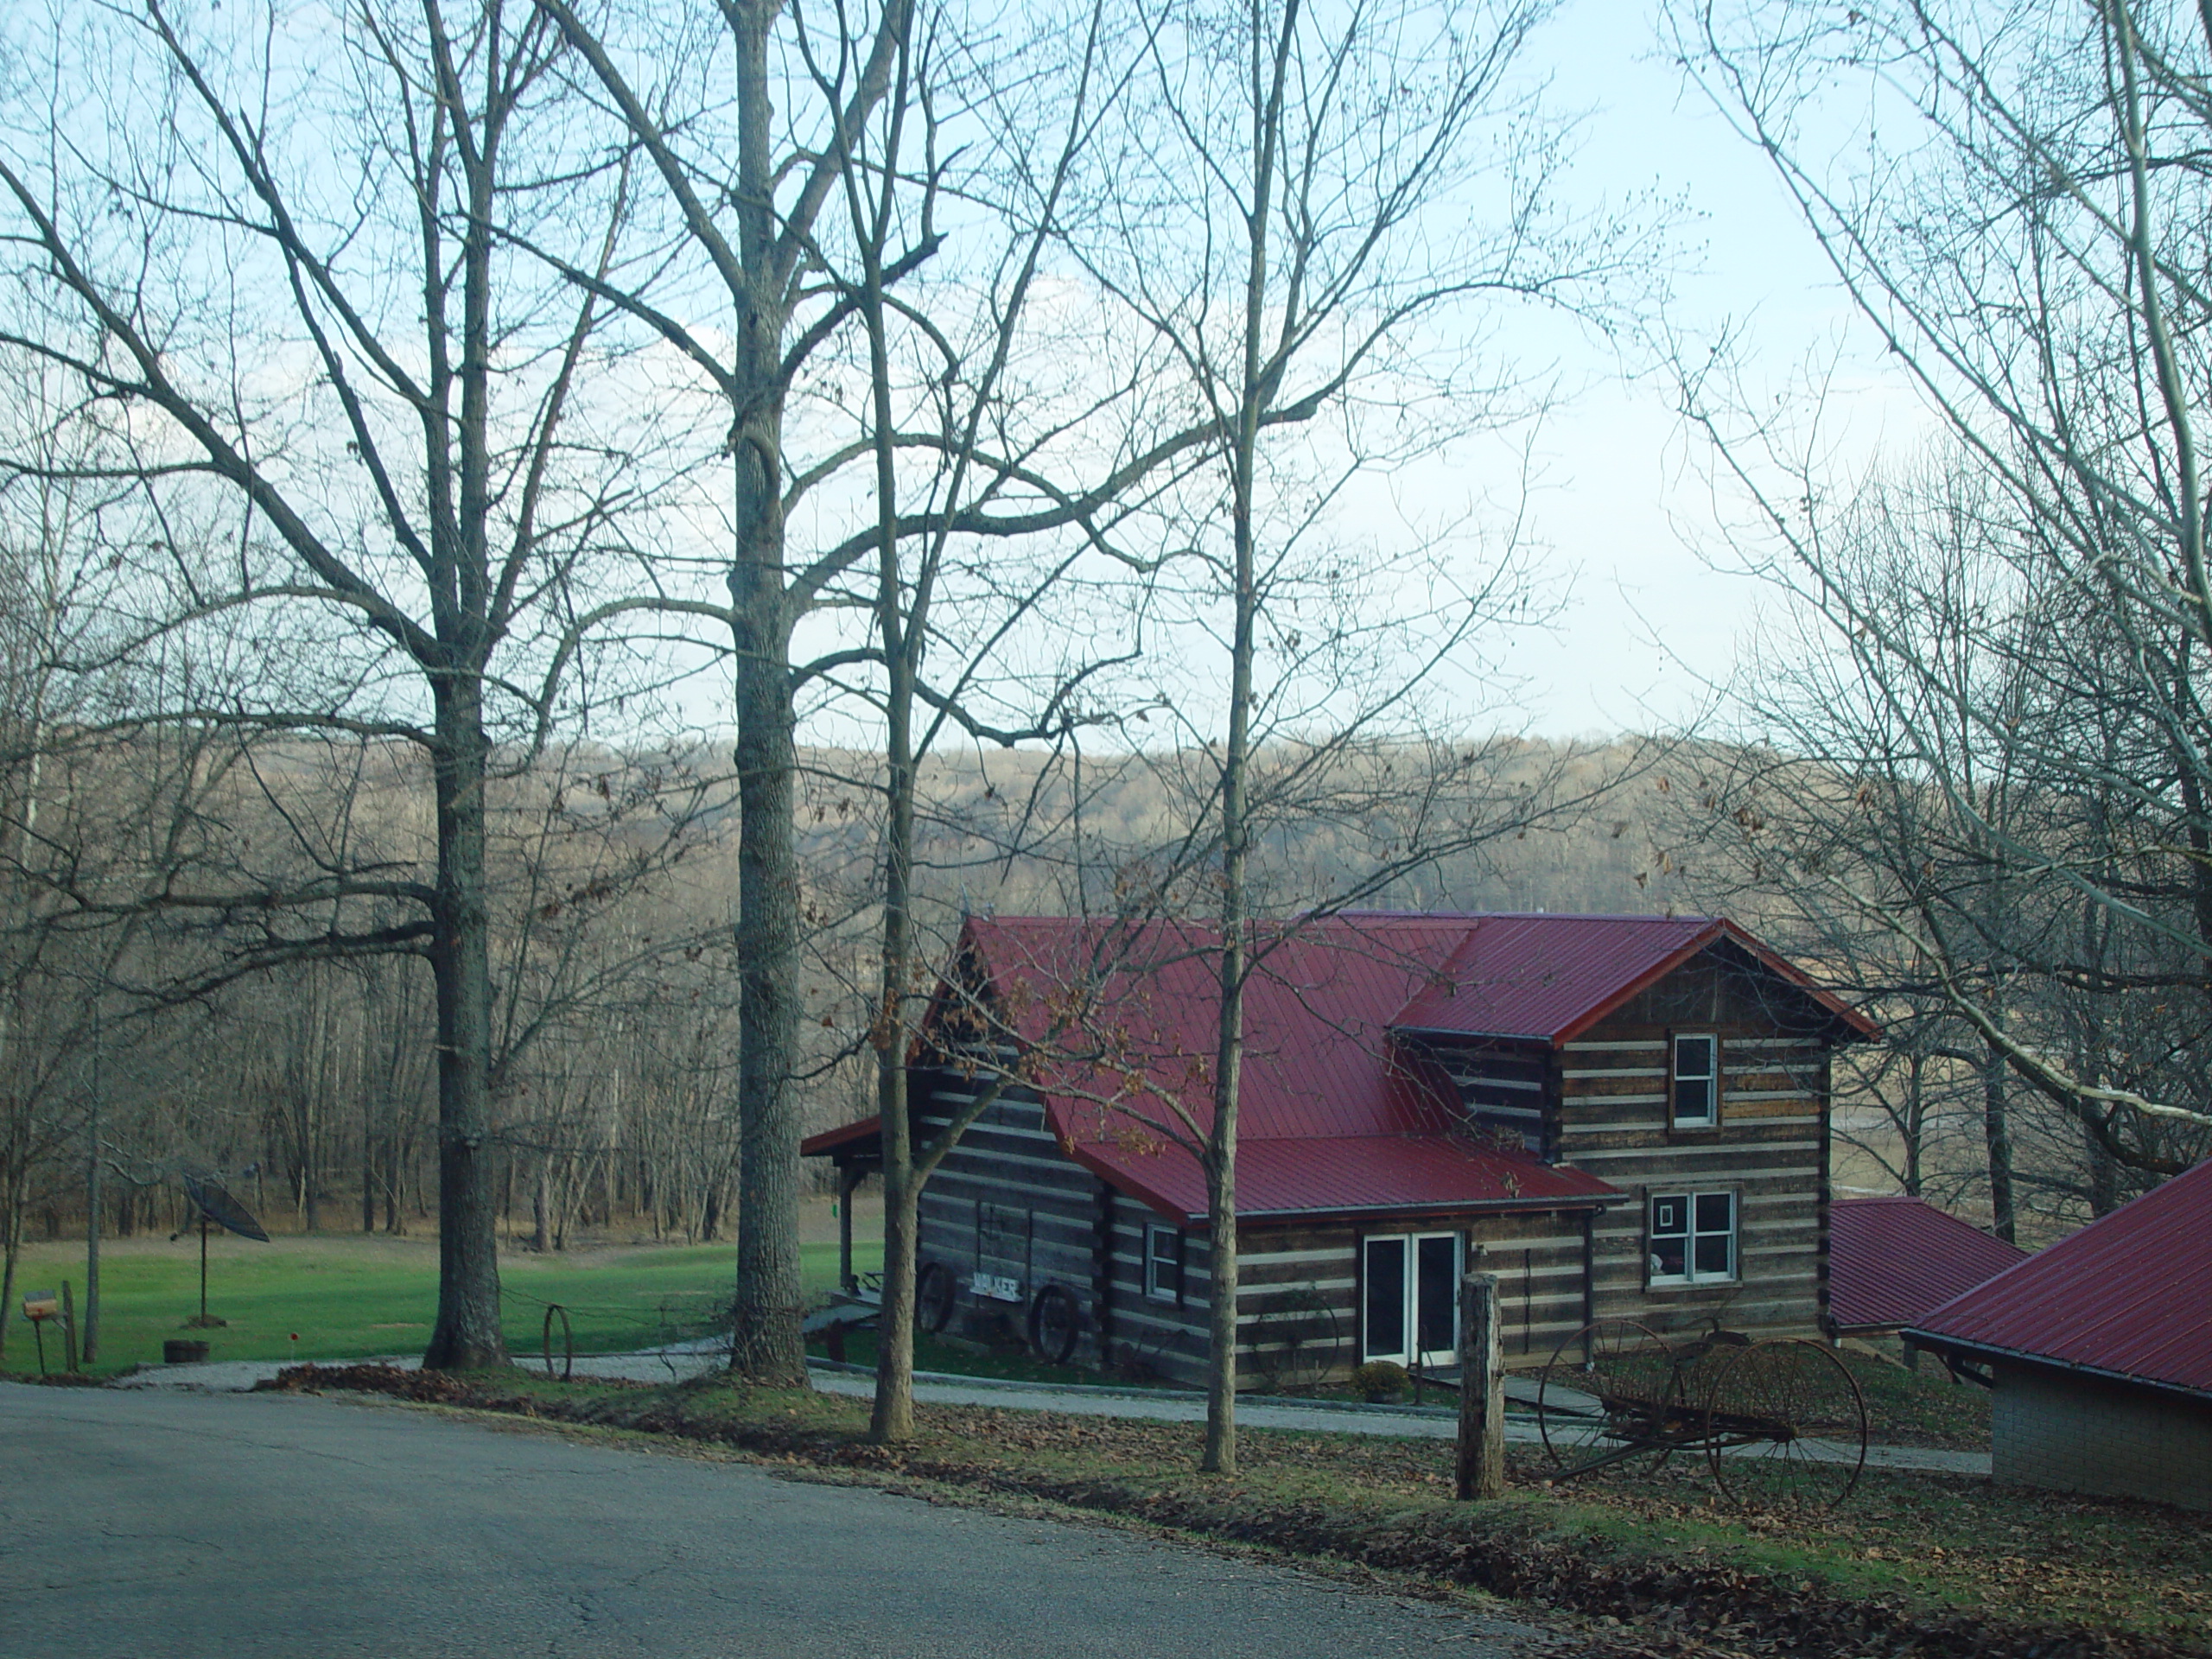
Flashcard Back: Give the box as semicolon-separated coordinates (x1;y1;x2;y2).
1827;1196;2029;1332
1910;1158;2212;1399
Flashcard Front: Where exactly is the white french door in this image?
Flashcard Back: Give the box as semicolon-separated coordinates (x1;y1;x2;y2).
1361;1232;1461;1367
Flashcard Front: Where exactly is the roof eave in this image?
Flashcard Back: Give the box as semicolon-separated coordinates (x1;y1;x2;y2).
1392;1025;1554;1046
1903;1329;2212;1407
1229;1192;1620;1226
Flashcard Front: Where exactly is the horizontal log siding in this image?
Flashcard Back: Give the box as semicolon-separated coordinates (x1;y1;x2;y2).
1556;961;1834;1341
1231;1211;1593;1383
1236;1220;1357;1388
913;1081;1118;1366
1414;1038;1554;1154
1098;1201;1211;1385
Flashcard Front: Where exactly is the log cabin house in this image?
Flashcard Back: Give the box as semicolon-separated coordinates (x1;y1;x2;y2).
804;912;1878;1388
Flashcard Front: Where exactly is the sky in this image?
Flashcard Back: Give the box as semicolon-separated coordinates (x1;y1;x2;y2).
1471;0;1924;740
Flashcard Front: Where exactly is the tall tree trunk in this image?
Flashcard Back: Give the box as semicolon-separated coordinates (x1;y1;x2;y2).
1902;1051;1925;1197
867;480;925;1435
1980;1034;2017;1244
0;1164;20;1363
532;1158;552;1254
422;684;507;1370
728;455;808;1384
1204;501;1254;1473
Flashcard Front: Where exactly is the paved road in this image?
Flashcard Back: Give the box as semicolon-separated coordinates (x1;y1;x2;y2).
0;1382;1541;1659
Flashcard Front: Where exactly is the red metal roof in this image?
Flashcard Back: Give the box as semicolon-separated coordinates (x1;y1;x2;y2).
800;1116;881;1157
959;913;1475;1145
1076;1132;1617;1225
1827;1196;2029;1332
1911;1158;2212;1397
1391;912;1878;1042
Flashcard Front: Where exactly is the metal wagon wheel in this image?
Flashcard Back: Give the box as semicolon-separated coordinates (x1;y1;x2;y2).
1702;1338;1870;1514
915;1262;955;1334
1027;1284;1081;1365
1534;1319;1685;1478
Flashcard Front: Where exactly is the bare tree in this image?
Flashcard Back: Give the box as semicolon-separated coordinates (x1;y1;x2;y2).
1016;0;1643;1474
534;0;1235;1382
1670;0;2212;1175
0;0;675;1366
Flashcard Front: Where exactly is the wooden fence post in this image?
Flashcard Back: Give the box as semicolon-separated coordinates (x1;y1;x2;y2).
1456;1260;1503;1500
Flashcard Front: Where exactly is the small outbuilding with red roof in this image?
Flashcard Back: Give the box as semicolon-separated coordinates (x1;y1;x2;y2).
1827;1195;2029;1338
805;911;1876;1387
1909;1159;2212;1511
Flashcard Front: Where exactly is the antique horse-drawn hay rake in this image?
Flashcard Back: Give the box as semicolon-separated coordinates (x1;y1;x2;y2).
1528;1319;1871;1512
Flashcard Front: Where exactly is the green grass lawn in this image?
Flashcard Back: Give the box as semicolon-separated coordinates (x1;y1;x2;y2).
0;1233;880;1376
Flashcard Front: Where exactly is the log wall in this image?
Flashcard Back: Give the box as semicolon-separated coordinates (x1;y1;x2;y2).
1557;953;1832;1341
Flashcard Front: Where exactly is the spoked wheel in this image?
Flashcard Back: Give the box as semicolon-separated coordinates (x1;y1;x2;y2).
1703;1338;1869;1514
915;1262;955;1334
1534;1319;1684;1478
1027;1284;1082;1365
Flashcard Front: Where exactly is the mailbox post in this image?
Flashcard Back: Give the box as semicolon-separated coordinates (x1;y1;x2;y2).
21;1288;60;1376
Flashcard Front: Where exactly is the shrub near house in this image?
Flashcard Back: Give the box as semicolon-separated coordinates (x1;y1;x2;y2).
805;912;1878;1387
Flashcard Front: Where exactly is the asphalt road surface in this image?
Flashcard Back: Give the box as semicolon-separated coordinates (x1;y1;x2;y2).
0;1382;1543;1659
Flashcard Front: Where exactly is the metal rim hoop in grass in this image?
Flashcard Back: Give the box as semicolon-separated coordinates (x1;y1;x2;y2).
1702;1337;1869;1515
542;1303;574;1382
1535;1318;1683;1479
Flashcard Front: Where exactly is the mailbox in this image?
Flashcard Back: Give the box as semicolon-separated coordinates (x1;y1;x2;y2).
21;1289;58;1322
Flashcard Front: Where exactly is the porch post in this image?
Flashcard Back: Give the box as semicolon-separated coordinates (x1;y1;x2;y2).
838;1163;862;1294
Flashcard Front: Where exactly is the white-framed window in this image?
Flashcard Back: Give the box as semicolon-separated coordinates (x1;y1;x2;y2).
1361;1231;1462;1366
1648;1190;1737;1285
1670;1033;1719;1127
1145;1223;1183;1304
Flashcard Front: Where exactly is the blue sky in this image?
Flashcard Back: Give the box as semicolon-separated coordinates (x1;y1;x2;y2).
1484;0;1921;738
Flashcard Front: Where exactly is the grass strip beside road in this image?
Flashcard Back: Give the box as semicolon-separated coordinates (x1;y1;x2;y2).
262;1364;2206;1659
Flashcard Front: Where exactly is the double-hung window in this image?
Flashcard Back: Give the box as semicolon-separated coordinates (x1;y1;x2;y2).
1648;1190;1737;1285
1145;1223;1183;1304
1670;1033;1719;1128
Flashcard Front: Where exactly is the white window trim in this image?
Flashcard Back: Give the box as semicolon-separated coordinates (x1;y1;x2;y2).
1646;1188;1738;1287
1670;1032;1720;1128
1360;1230;1463;1367
1145;1222;1181;1304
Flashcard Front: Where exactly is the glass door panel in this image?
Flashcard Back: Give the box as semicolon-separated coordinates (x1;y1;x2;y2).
1414;1234;1460;1364
1362;1236;1407;1362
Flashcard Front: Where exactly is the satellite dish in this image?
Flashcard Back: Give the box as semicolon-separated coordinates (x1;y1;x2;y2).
174;1170;272;1333
182;1173;271;1243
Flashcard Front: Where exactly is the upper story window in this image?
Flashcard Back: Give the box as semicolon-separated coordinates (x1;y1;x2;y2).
1671;1033;1719;1127
1145;1222;1183;1304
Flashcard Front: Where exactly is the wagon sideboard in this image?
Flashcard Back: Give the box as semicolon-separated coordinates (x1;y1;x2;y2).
804;912;1875;1389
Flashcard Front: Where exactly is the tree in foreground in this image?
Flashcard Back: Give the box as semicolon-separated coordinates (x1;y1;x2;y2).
967;0;1653;1473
